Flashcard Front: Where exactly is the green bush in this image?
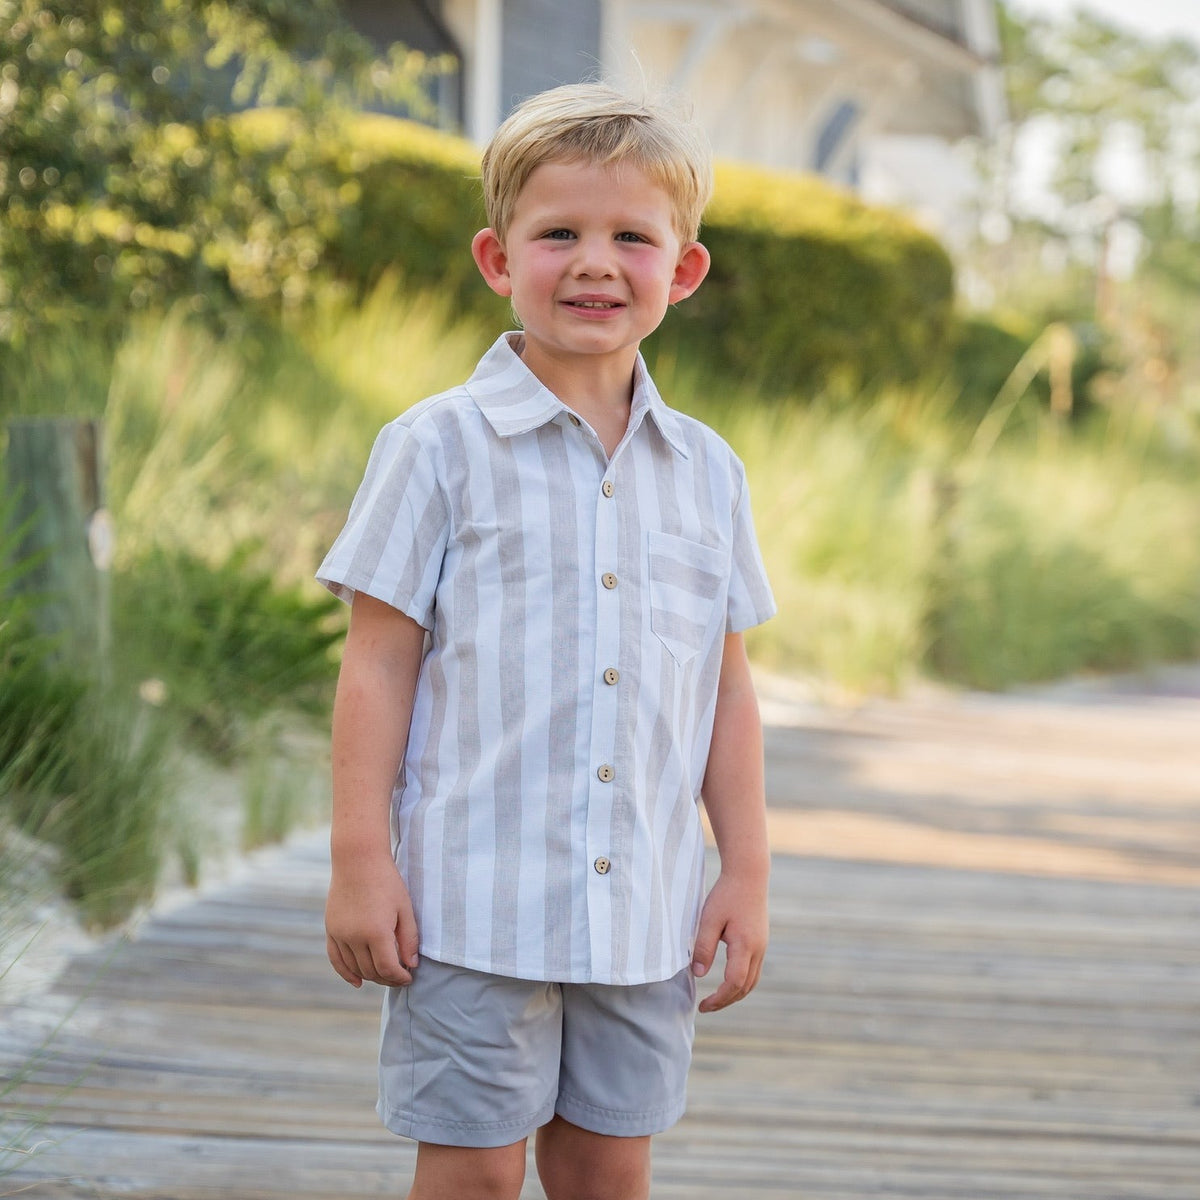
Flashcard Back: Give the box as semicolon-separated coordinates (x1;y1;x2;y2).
682;164;955;391
925;449;1200;689
950;311;1111;420
0;0;434;346
112;543;343;759
0;505;166;929
951;312;1035;417
0;0;958;397
233;112;956;395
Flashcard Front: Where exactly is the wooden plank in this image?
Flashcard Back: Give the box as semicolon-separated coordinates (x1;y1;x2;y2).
3;682;1199;1198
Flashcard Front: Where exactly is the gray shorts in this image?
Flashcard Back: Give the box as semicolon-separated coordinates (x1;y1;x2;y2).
377;958;697;1148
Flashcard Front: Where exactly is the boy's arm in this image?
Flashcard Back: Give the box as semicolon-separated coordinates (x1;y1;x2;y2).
326;592;426;989
692;631;771;1013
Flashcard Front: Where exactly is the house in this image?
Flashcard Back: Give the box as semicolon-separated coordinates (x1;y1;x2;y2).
342;0;1004;235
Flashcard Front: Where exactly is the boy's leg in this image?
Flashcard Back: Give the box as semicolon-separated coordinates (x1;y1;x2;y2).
538;968;696;1200
408;1140;528;1200
535;1116;651;1200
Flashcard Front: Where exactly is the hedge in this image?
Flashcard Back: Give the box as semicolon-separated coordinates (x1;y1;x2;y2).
234;110;956;394
2;99;953;395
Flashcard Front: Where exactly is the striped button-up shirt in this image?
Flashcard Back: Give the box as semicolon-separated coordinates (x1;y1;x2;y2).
318;333;775;985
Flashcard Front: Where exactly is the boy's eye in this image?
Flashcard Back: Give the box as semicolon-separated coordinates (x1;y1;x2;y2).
543;229;575;240
615;232;645;243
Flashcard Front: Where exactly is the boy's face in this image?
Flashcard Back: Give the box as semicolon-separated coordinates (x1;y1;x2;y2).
472;159;709;384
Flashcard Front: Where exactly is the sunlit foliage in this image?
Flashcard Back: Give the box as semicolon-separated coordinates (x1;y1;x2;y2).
0;0;437;344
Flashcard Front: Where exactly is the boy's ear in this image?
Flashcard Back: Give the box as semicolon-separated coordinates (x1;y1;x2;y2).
669;241;711;304
471;228;513;297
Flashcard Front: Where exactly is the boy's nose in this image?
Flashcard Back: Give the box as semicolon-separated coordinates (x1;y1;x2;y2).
571;235;617;278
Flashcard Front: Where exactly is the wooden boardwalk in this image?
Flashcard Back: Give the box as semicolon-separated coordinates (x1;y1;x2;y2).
3;675;1199;1198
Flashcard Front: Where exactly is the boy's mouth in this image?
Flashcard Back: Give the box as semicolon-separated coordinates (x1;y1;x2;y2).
563;297;624;310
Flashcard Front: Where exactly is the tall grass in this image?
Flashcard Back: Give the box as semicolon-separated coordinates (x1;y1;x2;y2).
663;353;1200;693
94;290;1200;696
2;283;1198;926
0;626;168;929
928;435;1200;688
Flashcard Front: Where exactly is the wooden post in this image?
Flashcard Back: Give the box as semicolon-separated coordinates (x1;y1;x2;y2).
4;417;113;671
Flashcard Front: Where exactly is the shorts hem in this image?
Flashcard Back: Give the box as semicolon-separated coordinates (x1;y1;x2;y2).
554;1092;688;1138
377;1095;557;1149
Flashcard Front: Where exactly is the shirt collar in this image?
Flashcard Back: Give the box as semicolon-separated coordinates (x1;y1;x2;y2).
465;333;691;460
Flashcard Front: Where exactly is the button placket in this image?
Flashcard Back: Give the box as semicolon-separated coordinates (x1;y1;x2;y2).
586;452;623;978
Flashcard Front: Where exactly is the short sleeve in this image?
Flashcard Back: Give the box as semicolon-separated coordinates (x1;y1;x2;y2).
316;421;450;629
726;467;777;633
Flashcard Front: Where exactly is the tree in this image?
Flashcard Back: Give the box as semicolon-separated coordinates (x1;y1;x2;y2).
0;0;436;346
967;2;1200;409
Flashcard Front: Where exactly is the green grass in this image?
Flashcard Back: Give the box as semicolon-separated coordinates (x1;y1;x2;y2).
928;437;1200;688
2;281;1199;927
0;627;168;929
672;355;1200;693
0;498;163;929
13;284;1199;704
113;544;343;760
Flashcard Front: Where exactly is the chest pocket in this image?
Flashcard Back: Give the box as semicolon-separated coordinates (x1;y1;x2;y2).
647;531;727;665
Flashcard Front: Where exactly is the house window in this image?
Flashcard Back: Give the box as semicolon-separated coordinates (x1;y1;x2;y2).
814;99;862;175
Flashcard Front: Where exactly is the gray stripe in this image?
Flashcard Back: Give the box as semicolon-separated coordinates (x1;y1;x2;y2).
678;821;705;964
391;483;451;621
343;429;428;589
654;441;683;538
647;553;724;597
440;416;481;962
475;369;542;413
684;432;722;735
650;609;709;653
408;633;449;924
657;771;694;977
690;434;719;559
537;423;579;972
640;669;673;978
730;471;776;626
638;444;688;976
488;433;526;966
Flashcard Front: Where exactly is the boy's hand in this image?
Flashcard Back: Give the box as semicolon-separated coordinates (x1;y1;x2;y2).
691;870;769;1013
325;853;420;989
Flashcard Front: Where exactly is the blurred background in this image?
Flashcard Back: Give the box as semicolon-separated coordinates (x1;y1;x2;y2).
1;0;1197;937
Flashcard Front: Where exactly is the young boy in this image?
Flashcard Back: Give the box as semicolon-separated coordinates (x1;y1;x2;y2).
317;83;776;1200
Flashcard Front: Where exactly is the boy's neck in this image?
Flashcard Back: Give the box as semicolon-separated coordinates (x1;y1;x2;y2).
517;338;638;457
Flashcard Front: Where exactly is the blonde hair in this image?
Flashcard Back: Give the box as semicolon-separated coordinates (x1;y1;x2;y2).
480;83;713;242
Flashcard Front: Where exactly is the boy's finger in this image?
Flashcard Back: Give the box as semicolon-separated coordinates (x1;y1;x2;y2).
327;936;364;989
366;940;412;988
395;914;421;971
690;921;722;978
698;976;739;1012
699;941;751;1013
